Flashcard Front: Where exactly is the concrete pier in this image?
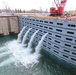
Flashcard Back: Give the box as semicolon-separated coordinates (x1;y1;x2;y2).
0;16;19;36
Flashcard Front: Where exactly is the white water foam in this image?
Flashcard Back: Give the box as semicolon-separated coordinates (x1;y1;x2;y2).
0;51;11;58
15;33;47;67
7;40;37;68
0;57;16;67
0;47;7;53
0;31;47;68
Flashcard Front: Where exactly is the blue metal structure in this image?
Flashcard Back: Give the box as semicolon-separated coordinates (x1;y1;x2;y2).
18;16;76;66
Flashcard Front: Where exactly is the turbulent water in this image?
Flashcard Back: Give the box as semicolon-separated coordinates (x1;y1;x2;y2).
0;36;76;75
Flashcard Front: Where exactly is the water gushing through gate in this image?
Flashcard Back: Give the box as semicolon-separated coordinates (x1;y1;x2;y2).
0;28;47;68
22;28;32;44
17;26;27;42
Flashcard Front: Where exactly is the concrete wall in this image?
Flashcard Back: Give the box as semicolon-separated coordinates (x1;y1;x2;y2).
9;17;19;34
0;17;9;35
0;18;3;34
0;16;19;36
18;16;76;66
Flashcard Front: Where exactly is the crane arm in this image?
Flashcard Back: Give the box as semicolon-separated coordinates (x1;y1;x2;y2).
54;0;67;8
50;0;67;15
54;0;59;8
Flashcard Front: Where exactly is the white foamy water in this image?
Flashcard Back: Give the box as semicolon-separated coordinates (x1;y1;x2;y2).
17;26;27;42
0;51;11;58
0;57;16;67
22;28;32;44
0;47;7;53
0;29;47;68
7;40;39;68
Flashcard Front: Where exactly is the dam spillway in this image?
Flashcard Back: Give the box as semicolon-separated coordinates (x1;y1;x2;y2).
18;16;76;66
0;16;76;75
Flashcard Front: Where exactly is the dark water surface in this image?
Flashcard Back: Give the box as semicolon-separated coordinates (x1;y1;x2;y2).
0;35;76;75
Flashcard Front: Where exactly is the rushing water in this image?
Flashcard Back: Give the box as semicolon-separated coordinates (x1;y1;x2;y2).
22;28;32;44
17;26;27;42
28;30;39;48
0;35;76;75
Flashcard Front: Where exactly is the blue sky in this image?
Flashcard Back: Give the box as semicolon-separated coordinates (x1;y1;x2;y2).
0;0;75;11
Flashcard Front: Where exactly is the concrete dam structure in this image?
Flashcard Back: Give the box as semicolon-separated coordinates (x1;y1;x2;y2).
0;16;19;36
18;16;76;66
